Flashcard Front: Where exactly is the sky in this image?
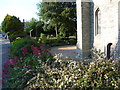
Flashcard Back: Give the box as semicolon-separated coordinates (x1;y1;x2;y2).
0;0;42;25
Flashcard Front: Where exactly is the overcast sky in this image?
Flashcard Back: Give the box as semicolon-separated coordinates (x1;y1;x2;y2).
0;0;41;25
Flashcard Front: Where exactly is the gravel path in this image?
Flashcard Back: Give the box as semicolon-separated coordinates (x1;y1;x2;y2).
49;45;79;60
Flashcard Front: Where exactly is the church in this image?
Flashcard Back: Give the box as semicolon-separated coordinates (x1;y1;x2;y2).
77;0;120;59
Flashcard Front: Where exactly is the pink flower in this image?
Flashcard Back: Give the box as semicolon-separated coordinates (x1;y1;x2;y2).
40;45;44;49
31;45;35;50
21;48;28;56
3;64;8;69
20;57;23;60
31;45;40;57
10;60;16;65
40;52;45;55
23;66;31;69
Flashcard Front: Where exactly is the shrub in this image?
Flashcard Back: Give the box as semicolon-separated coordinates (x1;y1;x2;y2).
40;33;47;44
40;37;76;46
10;37;39;58
3;51;120;89
25;56;120;89
9;31;27;42
3;45;54;88
68;38;77;45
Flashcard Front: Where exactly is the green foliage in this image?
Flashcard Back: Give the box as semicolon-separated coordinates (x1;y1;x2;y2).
4;49;120;89
42;37;76;46
1;14;26;41
0;26;2;31
3;44;54;88
24;18;44;37
10;37;39;58
2;14;24;34
40;33;47;44
24;18;36;33
24;54;120;89
9;30;27;42
38;34;64;45
37;34;76;46
37;2;77;37
68;38;76;45
42;24;56;35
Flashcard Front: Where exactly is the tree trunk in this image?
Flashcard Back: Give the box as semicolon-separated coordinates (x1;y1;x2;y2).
55;26;58;38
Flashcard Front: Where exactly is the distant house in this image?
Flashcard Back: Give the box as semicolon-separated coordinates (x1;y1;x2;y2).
77;0;120;59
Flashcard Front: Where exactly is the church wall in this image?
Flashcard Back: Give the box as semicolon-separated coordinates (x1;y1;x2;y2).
77;0;120;59
77;0;91;59
76;0;82;58
81;2;91;58
93;0;119;57
117;1;120;58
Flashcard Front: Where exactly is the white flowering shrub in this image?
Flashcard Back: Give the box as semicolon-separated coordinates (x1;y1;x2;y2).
4;50;120;89
25;52;120;89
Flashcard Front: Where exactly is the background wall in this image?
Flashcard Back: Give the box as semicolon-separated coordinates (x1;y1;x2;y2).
77;0;120;59
93;0;119;58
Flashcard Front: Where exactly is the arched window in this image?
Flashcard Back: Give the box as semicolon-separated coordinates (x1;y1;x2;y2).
95;8;101;35
107;43;112;59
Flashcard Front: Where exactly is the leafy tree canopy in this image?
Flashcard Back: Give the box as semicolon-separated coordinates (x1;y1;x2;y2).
24;18;37;33
24;18;44;37
37;2;77;37
1;14;24;34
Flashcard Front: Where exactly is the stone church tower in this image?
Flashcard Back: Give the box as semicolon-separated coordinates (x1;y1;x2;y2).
77;0;120;59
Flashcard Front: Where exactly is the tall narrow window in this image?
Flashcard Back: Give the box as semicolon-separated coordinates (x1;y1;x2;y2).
95;8;101;35
107;43;112;59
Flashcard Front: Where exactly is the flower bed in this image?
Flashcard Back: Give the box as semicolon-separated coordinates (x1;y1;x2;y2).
3;52;120;89
2;37;120;89
2;44;54;88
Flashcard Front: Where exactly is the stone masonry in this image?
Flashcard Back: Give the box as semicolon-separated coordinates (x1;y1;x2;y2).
77;0;120;59
77;0;91;58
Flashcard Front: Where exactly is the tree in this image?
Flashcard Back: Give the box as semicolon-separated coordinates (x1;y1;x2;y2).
37;2;77;37
2;14;24;34
24;18;44;37
1;14;26;41
24;18;37;36
0;26;2;31
43;23;56;36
